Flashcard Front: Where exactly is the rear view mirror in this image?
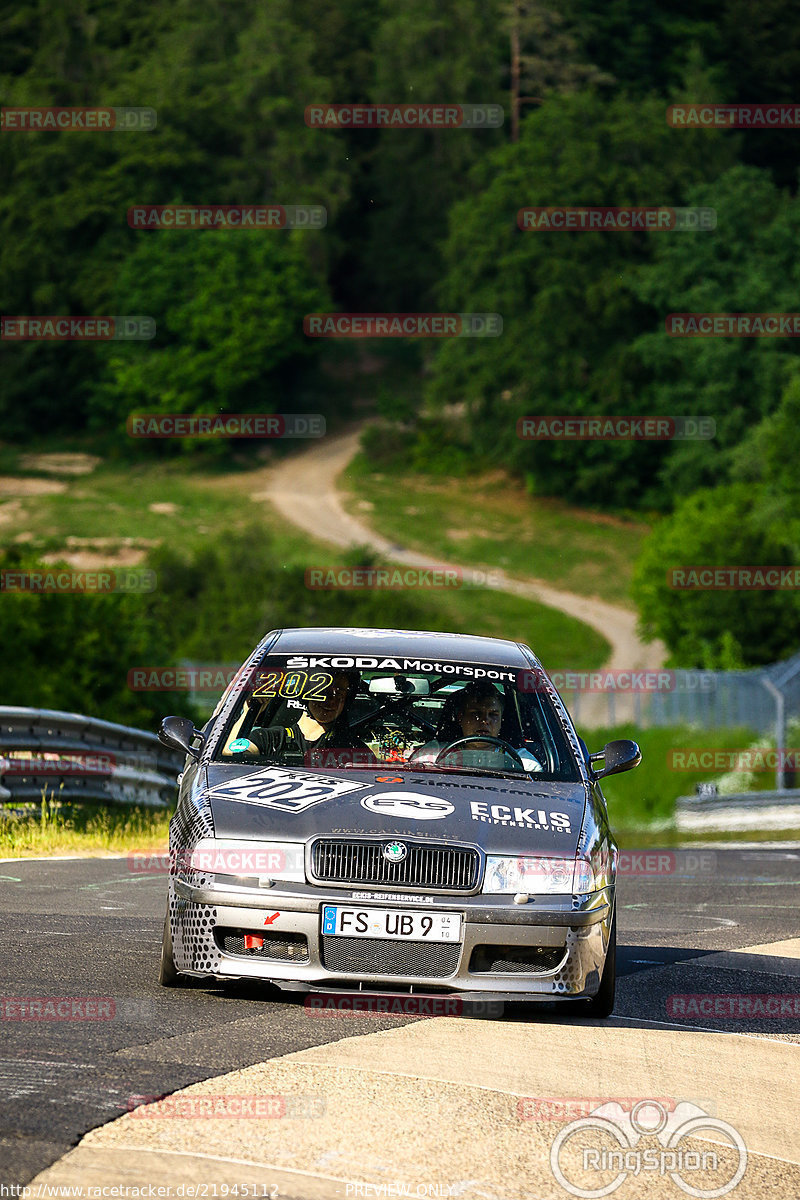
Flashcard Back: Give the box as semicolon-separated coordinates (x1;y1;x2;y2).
591;739;641;780
159;715;204;760
368;676;430;696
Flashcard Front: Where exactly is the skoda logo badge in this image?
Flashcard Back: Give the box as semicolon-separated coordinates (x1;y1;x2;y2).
383;841;407;864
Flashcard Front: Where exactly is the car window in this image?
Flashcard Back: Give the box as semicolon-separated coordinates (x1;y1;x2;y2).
212;652;582;782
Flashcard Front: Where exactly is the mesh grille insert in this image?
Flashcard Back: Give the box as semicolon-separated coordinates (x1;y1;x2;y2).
469;944;567;974
311;839;479;891
322;935;460;978
215;929;309;962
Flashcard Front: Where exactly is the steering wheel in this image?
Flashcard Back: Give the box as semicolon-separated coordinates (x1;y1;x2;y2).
435;736;526;770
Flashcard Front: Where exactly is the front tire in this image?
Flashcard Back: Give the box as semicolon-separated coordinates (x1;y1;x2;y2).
158;908;188;987
584;907;616;1018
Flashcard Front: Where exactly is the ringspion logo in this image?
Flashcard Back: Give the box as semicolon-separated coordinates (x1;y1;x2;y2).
550;1100;746;1198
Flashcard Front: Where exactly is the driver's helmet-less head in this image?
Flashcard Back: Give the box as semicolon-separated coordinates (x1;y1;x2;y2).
436;681;505;742
305;668;361;722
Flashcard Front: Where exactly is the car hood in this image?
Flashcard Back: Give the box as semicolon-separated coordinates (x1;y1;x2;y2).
201;763;587;856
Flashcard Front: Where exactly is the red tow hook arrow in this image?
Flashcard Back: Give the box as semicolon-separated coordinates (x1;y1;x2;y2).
263;912;280;926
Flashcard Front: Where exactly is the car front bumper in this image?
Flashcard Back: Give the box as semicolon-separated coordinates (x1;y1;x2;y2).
169;876;614;1000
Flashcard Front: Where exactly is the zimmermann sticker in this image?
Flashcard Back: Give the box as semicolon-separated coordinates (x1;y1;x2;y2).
205;768;371;813
361;792;455;820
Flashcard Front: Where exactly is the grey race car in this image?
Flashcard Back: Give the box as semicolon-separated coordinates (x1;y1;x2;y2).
157;627;640;1016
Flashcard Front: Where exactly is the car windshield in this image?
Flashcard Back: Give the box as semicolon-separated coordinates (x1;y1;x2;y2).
213;651;582;782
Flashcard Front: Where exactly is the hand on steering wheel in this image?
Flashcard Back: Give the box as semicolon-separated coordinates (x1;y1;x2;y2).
434;736;526;770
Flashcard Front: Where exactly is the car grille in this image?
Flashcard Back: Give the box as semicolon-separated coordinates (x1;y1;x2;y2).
311;838;479;891
215;929;309;962
469;944;567;974
321;935;461;978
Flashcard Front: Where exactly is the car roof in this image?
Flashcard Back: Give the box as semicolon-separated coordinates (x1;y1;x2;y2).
264;627;535;668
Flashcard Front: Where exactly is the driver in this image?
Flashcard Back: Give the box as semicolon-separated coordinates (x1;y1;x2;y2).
224;669;375;766
412;681;542;771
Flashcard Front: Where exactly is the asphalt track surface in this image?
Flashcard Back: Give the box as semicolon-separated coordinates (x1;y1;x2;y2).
2;849;800;1195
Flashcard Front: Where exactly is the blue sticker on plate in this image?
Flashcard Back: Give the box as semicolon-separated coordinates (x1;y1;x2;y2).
228;738;251;752
322;906;337;935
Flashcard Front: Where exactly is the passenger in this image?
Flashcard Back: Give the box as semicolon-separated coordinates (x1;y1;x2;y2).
413;681;542;771
224;669;374;766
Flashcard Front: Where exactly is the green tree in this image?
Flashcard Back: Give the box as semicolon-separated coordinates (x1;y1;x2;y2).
419;91;731;505
89;230;331;438
632;484;800;667
629;165;800;504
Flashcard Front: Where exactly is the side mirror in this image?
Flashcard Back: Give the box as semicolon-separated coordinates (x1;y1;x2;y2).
159;715;204;761
591;738;641;780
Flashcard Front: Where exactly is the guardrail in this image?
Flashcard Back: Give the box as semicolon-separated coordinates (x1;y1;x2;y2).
0;707;184;809
676;788;800;833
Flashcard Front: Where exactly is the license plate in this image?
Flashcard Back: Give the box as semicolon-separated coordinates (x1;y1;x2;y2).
321;905;461;943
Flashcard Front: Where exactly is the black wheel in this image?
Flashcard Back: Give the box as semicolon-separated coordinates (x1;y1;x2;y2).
158;907;188;987
584;906;616;1018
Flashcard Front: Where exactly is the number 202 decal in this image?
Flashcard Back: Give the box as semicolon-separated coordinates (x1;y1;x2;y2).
251;670;333;701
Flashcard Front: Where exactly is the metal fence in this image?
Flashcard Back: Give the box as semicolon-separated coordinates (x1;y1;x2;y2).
0;707;184;809
567;651;800;733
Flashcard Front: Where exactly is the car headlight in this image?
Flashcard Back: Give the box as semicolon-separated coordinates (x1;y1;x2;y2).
483;854;595;895
180;839;306;884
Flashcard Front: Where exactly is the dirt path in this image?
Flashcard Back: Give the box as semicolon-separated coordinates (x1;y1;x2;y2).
251;428;666;724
